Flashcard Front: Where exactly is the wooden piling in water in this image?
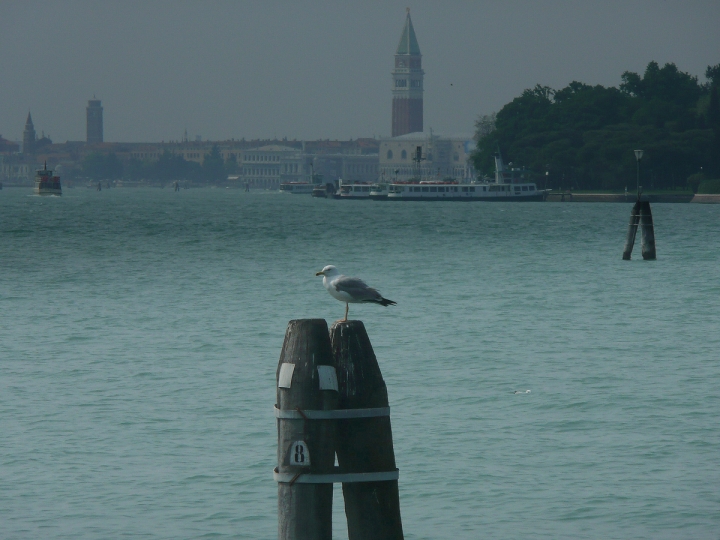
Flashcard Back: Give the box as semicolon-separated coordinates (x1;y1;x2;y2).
639;200;656;260
330;321;404;540
622;200;641;260
276;319;338;540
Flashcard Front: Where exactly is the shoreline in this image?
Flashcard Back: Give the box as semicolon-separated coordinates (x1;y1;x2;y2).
545;192;719;203
4;183;720;203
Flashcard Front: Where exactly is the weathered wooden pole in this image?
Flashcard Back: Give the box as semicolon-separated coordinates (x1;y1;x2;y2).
276;319;338;540
330;321;404;540
639;200;656;260
622;200;641;260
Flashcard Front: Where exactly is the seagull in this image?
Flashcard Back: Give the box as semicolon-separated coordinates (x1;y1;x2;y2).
513;390;531;394
315;265;396;321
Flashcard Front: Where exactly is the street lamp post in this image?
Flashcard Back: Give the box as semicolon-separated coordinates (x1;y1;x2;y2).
634;149;643;199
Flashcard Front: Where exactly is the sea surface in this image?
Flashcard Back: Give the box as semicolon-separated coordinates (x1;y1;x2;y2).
1;187;719;539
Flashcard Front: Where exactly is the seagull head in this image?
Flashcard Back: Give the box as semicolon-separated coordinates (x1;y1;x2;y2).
315;265;339;277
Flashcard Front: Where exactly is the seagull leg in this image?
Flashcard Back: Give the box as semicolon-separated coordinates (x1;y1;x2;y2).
344;303;349;321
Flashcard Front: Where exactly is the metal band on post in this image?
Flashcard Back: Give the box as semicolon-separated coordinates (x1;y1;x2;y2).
274;468;399;484
274;406;390;420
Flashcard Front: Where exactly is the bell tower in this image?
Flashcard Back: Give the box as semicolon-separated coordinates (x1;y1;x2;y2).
23;112;36;154
86;98;103;144
391;8;423;137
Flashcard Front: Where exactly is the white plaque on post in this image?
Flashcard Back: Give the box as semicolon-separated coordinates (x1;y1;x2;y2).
288;440;310;466
278;363;295;389
317;365;338;391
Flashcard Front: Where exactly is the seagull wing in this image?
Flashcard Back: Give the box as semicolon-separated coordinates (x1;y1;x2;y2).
333;276;381;302
334;276;396;306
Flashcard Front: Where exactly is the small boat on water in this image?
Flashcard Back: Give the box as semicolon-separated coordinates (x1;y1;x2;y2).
34;163;61;196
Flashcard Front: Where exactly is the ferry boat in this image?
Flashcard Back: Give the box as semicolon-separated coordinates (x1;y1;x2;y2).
279;181;317;194
386;180;543;201
369;183;389;200
384;152;545;201
34;163;62;196
336;181;373;200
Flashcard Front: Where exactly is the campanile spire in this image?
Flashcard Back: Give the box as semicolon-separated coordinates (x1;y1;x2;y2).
23;111;36;154
391;9;423;137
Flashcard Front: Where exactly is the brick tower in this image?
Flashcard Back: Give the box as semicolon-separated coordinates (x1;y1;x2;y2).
391;9;423;137
86;98;103;143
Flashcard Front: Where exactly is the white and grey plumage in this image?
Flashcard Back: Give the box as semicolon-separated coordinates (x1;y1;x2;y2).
315;265;396;321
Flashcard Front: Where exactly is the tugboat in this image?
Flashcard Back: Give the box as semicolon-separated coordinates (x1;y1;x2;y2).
34;162;62;196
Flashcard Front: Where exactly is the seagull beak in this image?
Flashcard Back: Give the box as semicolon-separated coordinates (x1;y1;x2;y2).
315;271;324;276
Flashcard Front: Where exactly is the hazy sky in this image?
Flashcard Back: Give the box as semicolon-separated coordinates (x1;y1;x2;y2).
2;0;719;143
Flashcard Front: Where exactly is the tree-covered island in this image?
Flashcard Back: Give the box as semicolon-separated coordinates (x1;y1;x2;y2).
472;61;720;193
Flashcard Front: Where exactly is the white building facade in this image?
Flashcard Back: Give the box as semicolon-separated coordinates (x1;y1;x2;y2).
379;132;476;182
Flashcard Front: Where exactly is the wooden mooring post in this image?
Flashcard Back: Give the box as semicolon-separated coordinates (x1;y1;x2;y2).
274;319;404;540
275;319;338;540
622;199;656;260
622;200;641;260
331;321;404;540
639;200;656;260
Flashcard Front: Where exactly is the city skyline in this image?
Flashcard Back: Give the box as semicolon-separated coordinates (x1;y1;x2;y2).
1;0;719;143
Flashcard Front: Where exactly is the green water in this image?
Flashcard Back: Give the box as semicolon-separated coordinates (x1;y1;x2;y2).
1;188;718;539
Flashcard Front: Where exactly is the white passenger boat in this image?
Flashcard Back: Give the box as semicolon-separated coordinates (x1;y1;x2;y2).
369;183;389;200
336;182;373;199
384;151;545;201
280;182;317;194
386;180;543;201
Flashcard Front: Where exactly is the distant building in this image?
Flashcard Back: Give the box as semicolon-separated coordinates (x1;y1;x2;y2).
234;144;305;190
0;157;31;183
87;99;103;143
304;138;380;184
16;137;379;188
23;112;36;154
391;9;423;137
0;135;20;154
379;132;476;182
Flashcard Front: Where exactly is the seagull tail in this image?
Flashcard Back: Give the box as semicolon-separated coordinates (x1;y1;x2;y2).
376;297;396;307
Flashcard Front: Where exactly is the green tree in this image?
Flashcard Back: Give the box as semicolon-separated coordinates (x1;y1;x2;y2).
708;86;720;128
82;152;123;180
705;63;720;88
123;158;149;181
225;153;239;175
621;61;701;108
202;145;226;183
147;151;202;184
474;113;496;140
473;60;716;191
